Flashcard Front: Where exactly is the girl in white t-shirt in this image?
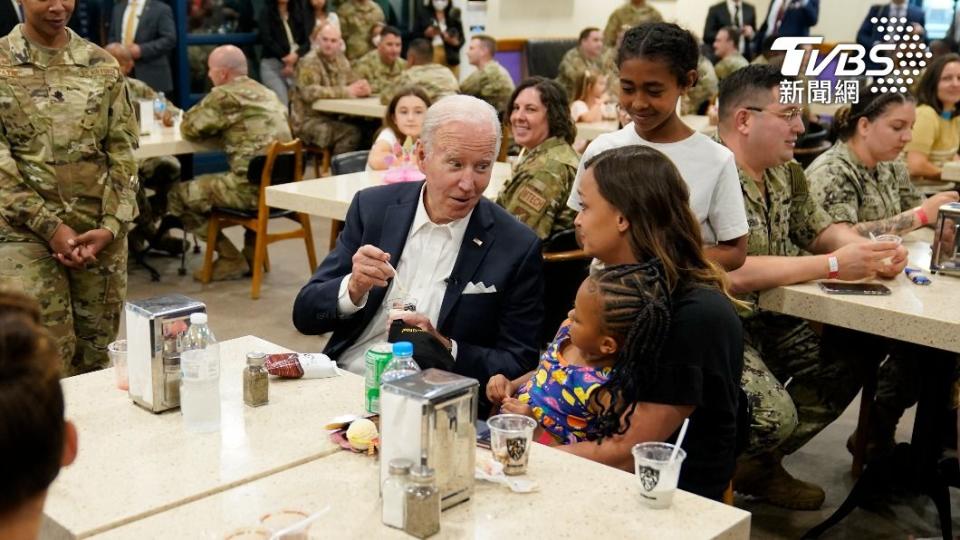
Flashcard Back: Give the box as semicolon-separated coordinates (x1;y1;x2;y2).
570;70;614;124
568;23;749;271
367;87;432;171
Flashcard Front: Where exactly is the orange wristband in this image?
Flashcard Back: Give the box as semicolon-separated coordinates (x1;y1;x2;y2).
916;207;930;226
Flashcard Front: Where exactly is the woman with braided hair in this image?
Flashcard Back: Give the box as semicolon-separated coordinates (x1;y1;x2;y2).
559;145;745;501
486;262;672;445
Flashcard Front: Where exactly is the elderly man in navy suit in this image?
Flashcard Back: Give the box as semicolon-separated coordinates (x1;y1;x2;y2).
109;0;175;93
857;0;925;49
293;95;544;390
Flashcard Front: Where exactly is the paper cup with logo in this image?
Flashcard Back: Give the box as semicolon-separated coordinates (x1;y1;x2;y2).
259;509;311;540
487;414;537;475
631;442;686;509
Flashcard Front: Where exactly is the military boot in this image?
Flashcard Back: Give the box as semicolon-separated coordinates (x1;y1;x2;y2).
193;234;249;282
734;452;825;510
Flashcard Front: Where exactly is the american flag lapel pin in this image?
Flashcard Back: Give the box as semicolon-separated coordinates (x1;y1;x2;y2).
473;238;483;247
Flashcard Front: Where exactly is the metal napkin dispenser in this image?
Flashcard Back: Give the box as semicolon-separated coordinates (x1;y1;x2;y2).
124;295;206;413
380;369;478;510
931;202;960;277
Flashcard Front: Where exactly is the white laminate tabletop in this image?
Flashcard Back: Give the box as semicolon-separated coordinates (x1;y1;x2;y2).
91;443;750;540
311;96;386;118
758;230;960;353
575;115;715;142
134;126;218;160
265;161;512;221
42;336;363;539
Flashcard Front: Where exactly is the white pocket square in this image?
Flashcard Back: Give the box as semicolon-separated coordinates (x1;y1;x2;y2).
463;281;497;294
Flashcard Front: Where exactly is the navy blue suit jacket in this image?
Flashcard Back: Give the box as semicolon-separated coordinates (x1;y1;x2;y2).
756;0;819;49
109;0;176;93
856;4;925;49
292;182;545;387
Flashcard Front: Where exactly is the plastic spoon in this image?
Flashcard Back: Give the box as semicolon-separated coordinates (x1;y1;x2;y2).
668;418;690;465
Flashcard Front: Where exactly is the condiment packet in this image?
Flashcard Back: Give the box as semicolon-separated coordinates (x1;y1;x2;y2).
475;459;539;493
264;353;337;379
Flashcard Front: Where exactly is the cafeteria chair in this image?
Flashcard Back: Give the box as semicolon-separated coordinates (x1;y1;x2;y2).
326;150;371;249
523;38;577;79
539;229;590;347
304;144;332;177
198;139;318;299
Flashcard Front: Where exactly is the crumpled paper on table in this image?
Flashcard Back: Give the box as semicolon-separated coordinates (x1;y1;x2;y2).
475;459;539;493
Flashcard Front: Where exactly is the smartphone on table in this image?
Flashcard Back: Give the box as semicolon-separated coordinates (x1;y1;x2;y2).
818;281;892;296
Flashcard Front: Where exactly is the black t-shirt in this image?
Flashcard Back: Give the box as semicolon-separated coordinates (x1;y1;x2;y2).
636;284;744;501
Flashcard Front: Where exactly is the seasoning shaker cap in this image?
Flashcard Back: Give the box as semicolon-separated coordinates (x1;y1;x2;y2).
388;458;414;475
408;465;435;483
246;351;267;367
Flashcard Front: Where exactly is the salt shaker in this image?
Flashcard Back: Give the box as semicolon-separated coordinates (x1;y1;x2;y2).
403;465;440;538
243;351;269;407
382;458;412;528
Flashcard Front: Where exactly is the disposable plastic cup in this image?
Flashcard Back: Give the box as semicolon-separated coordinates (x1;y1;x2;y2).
107;340;128;391
222;527;271;540
632;442;687;509
487;414;537;475
387;296;418;328
873;234;902;266
259;509;311;540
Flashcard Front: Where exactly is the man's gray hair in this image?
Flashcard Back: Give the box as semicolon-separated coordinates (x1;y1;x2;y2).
420;95;502;158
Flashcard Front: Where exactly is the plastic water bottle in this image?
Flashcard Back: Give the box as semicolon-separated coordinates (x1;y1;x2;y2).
180;312;221;432
381;341;420;384
153;92;166;122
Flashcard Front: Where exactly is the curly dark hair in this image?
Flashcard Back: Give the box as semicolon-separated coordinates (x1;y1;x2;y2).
586;262;672;440
507;77;576;145
618;22;700;88
0;291;65;515
915;52;960;115
831;84;915;141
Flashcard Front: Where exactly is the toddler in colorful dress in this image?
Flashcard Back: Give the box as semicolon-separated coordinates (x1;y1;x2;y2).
486;261;671;444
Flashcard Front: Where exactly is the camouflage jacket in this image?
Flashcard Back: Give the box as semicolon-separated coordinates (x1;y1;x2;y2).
181;76;291;178
353;49;405;95
496;137;580;240
459;60;515;114
290;50;359;131
125;76;180;115
555;48;604;100
337;0;384;61
602;3;663;46
0;27;138;242
380;64;459;105
714;53;749;81
806;141;923;224
681;55;718;115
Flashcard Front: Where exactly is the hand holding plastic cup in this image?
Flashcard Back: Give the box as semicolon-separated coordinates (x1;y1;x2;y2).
386;296;418;330
487;414;537;475
872;233;902;266
107;340;128;391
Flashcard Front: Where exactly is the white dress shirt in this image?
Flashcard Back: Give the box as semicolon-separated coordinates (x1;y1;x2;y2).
888;2;906;21
335;185;472;374
122;0;147;45
727;0;746;53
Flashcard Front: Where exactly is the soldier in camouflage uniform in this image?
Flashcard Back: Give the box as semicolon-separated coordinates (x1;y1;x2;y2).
712;27;750;81
380;38;458;105
681;54;719;115
0;17;138;375
105;43;183;254
460;35;515;116
555;28;605;101
337;0;385;61
167;46;292;282
806;95;960;456
602;0;663;47
352;25;405;95
290;24;370;155
496;78;579;240
717;65;906;510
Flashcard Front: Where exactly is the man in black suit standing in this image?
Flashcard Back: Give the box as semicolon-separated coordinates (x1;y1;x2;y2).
704;0;757;60
109;0;175;93
0;0;23;37
293;95;544;390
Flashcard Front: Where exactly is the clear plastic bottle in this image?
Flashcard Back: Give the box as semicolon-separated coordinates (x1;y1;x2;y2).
380;341;419;384
180;313;221;432
153;92;166;122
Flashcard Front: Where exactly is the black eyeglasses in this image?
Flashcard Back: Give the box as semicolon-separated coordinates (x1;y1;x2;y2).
745;106;804;122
